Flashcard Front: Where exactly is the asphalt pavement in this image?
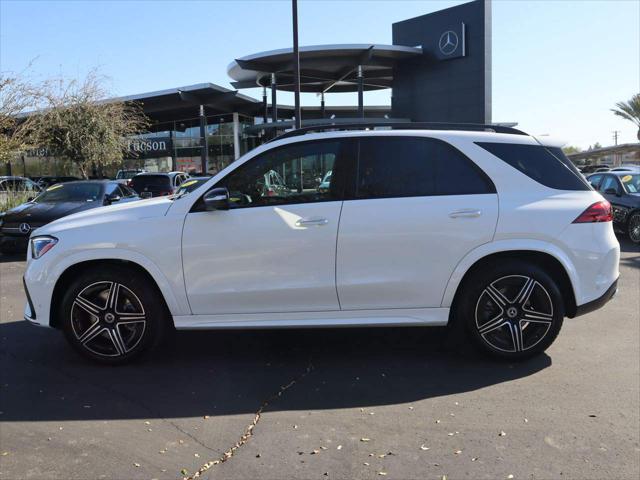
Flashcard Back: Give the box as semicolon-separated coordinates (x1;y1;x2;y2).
0;238;638;480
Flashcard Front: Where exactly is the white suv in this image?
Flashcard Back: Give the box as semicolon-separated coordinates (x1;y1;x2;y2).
22;125;620;364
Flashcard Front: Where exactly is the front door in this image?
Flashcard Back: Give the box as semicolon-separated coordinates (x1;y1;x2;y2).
182;139;348;315
337;136;499;309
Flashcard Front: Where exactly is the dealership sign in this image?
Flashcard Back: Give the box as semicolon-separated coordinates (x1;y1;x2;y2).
126;137;172;158
435;22;466;61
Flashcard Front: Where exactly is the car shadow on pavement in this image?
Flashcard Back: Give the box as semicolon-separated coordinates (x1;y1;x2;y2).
619;237;640;270
0;321;551;423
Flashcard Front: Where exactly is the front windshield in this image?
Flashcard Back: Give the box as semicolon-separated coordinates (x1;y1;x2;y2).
620;174;640;193
35;183;102;203
175;178;207;196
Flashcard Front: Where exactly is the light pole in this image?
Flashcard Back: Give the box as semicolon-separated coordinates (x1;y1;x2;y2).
292;0;301;129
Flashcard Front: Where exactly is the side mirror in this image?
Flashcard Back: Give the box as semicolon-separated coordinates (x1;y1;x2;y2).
604;188;620;196
203;187;230;211
105;194;121;205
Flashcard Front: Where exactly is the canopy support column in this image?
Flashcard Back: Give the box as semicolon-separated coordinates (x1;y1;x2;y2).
320;92;326;118
262;86;268;124
357;65;364;118
199;104;208;174
271;73;278;124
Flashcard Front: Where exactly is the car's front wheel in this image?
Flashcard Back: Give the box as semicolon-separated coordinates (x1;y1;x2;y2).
627;211;640;244
454;260;565;360
60;265;169;364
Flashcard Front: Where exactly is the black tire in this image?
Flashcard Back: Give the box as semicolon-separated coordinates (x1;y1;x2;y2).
453;260;564;361
60;265;169;365
627;211;640;244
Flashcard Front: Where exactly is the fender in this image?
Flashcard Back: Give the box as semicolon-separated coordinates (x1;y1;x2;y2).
440;239;579;308
33;248;189;325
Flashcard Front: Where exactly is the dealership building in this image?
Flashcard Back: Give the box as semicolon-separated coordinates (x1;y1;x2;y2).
17;0;493;177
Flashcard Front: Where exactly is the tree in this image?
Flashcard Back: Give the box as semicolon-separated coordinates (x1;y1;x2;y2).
562;145;581;155
611;93;640;141
28;71;148;178
0;71;37;168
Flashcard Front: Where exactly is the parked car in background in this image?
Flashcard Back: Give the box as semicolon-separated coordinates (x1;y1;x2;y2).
317;170;332;193
587;171;640;243
0;177;43;210
174;177;210;196
610;165;640;173
0;180;140;253
116;169;146;181
23;125;619;364
130;172;189;198
594;167;611;173
36;176;80;189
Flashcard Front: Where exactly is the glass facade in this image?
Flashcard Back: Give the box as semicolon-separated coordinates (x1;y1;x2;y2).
10;112;263;178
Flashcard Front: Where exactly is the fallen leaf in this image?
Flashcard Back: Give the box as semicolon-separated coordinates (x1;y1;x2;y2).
256;454;261;458
378;472;387;476
293;425;298;429
499;431;507;437
144;421;150;425
1;452;8;456
194;453;200;458
524;419;528;423
180;469;188;476
420;444;430;451
436;420;441;424
320;446;328;450
448;433;454;436
204;415;210;419
588;414;597;418
378;454;386;458
454;450;462;455
363;462;370;466
408;406;414;410
337;445;343;450
360;438;371;442
133;463;140;468
311;449;320;455
179;439;185;444
507;476;514;479
472;457;478;462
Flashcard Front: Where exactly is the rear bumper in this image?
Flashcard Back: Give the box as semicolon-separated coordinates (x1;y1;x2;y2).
574;278;618;317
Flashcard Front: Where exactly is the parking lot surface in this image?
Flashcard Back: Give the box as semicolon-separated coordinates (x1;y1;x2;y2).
0;239;638;480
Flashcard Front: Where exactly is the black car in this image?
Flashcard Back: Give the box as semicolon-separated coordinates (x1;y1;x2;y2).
587;172;640;243
0;180;140;253
129;171;189;198
36;176;80;188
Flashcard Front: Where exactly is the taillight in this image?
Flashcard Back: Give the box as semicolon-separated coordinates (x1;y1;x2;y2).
572;201;613;223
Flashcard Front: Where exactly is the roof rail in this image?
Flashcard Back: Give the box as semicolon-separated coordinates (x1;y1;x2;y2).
270;121;528;142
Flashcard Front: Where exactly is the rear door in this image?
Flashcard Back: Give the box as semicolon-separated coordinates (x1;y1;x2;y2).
336;136;499;309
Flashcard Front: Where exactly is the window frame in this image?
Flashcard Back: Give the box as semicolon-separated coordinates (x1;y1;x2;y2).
191;138;353;212
588;174;604;190
348;136;496;201
600;175;622;195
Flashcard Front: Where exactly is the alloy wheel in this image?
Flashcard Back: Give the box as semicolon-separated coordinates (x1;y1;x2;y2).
70;281;146;358
474;275;554;353
629;213;640;243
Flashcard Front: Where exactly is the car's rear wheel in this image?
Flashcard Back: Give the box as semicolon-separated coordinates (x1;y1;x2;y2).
454;260;564;360
60;265;169;364
628;212;640;244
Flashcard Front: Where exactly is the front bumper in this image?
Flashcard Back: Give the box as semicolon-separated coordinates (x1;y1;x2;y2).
574;278;618;317
0;235;29;253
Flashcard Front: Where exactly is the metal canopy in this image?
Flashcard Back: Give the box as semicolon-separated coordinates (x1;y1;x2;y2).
228;44;422;93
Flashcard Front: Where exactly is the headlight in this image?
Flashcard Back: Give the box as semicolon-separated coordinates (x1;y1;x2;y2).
31;236;58;259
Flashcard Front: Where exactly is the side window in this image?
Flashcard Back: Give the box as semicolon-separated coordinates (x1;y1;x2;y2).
476;142;590;191
600;176;620;194
355;137;494;199
588;174;603;190
105;183;119;196
211;140;343;209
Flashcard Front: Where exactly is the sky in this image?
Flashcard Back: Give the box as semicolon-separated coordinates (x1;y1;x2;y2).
1;0;639;150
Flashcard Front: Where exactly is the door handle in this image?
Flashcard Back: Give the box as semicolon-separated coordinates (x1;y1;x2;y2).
295;217;329;227
449;209;482;218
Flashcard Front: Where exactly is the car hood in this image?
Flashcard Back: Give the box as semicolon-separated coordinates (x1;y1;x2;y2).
2;201;99;225
34;197;173;236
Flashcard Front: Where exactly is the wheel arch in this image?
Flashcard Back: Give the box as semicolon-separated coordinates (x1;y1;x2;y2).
444;246;578;319
50;259;174;329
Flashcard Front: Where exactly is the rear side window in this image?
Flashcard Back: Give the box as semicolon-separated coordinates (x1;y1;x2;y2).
476;142;590;191
588;174;603;190
356;137;495;199
131;175;170;190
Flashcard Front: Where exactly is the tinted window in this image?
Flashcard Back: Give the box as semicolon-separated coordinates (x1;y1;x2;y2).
356;137;494;199
35;183;103;203
588;174;603;190
600;176;620;194
620;174;640;193
211;140;343;209
476;142;590;191
131;175;171;190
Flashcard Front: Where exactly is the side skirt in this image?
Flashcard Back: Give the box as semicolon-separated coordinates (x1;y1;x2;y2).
173;308;450;330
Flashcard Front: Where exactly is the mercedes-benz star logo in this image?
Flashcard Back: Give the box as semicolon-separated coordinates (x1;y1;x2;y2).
439;30;459;56
19;223;31;234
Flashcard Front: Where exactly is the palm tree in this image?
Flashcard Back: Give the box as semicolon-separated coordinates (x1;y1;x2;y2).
611;93;640;141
